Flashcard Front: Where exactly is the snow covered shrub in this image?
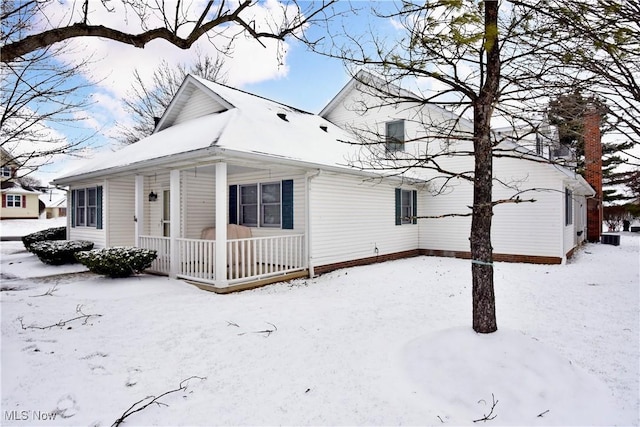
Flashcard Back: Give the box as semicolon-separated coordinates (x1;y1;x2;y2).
30;240;94;265
22;227;67;251
74;247;157;278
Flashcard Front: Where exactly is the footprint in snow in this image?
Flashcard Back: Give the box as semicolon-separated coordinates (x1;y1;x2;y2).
55;394;78;418
89;364;108;375
126;368;142;387
81;351;108;360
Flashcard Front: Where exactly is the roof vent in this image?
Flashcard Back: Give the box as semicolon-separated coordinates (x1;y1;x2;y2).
320;124;328;132
277;112;288;122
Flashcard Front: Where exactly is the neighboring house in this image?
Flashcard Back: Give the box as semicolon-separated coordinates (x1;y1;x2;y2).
52;74;594;292
1;147;40;220
39;190;67;219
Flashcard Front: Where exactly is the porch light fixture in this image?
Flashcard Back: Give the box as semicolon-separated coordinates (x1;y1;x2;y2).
148;191;158;202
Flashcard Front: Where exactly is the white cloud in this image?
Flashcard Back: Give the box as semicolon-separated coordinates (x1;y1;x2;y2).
42;0;301;149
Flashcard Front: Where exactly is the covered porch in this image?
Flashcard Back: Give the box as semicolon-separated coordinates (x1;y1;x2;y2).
132;160;309;291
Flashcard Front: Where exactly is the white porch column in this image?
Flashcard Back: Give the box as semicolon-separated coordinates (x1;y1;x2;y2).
134;175;144;246
215;162;228;285
169;169;181;278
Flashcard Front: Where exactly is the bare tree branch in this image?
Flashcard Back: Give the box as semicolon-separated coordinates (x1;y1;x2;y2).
1;1;340;63
111;376;206;427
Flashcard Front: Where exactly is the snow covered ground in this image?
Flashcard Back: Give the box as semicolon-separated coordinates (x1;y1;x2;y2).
0;220;638;426
0;217;67;239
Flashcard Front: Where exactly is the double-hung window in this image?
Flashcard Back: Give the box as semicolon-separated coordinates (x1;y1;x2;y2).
400;190;412;224
565;188;573;226
240;184;259;226
395;188;417;225
76;189;86;226
1;166;12;178
6;194;22;207
261;182;281;227
87;187;97;227
230;180;293;229
239;182;281;227
386;120;405;153
72;186;102;229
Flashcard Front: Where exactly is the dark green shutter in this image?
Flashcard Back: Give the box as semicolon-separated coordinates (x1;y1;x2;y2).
412;190;418;224
395;188;401;225
71;190;76;227
229;185;238;224
96;186;103;229
282;179;294;229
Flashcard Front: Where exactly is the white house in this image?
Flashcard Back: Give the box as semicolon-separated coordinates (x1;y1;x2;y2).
320;73;594;263
52;74;593;292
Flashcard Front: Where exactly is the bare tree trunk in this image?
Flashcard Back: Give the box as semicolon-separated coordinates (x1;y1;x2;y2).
471;1;500;334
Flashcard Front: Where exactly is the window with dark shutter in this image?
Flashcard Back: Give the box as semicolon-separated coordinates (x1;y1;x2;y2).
233;180;292;229
395;188;417;225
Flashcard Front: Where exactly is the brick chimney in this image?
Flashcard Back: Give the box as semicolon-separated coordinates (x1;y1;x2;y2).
583;106;602;242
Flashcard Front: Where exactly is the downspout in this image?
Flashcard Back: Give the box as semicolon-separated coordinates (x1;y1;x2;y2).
305;169;322;277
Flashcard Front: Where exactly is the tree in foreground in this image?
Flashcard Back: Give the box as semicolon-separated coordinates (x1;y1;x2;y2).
516;0;640;152
1;1;98;175
1;0;341;63
317;1;638;333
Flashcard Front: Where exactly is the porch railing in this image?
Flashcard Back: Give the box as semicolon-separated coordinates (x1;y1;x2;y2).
139;235;170;274
139;234;306;285
177;238;216;281
227;234;306;283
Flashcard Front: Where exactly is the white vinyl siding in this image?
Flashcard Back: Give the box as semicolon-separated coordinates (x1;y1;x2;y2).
418;154;566;259
173;89;226;126
182;169;215;239
310;172;419;267
107;176;135;247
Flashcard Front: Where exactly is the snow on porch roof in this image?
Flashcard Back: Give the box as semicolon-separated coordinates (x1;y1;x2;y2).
54;82;367;184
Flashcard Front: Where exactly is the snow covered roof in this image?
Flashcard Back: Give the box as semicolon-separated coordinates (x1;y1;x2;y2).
0;181;41;195
320;70;474;130
54;75;365;184
39;190;67;208
495;138;594;196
